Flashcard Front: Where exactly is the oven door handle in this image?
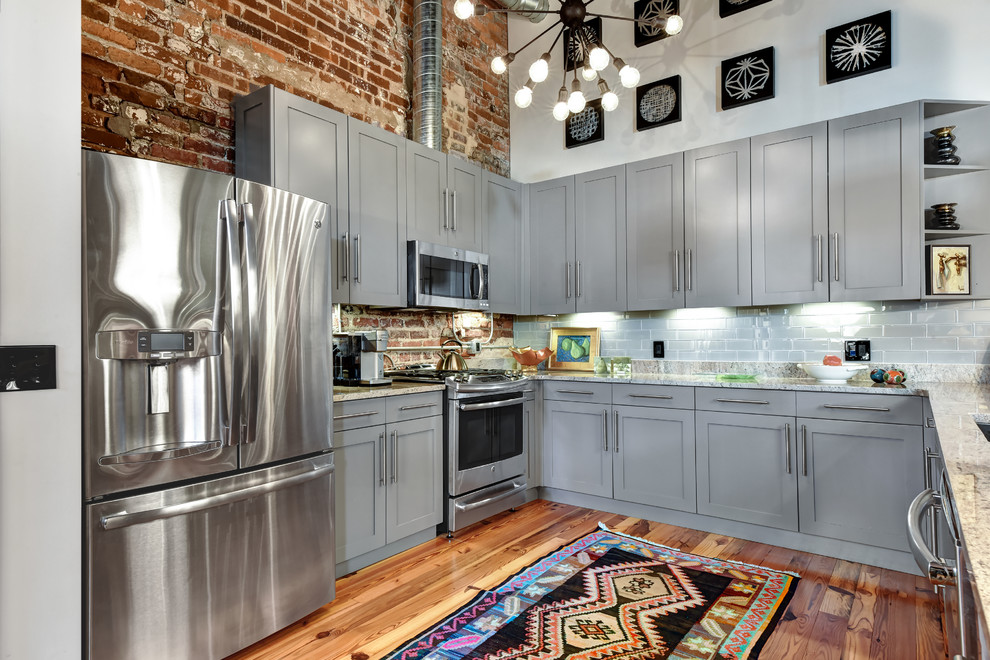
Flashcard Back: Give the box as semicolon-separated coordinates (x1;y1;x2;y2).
907;488;957;587
453;479;527;512
457;396;524;412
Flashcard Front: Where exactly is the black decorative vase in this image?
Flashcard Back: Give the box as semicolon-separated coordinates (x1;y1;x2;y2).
931;126;962;165
932;202;960;230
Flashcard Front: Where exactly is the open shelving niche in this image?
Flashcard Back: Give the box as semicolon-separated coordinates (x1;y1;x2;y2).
921;100;990;300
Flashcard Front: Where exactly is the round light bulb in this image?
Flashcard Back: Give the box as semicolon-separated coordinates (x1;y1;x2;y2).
588;47;610;71
581;65;598;82
619;64;640;88
491;56;507;75
553;101;570;121
664;14;684;35
453;0;474;20
528;57;549;83
567;90;586;114
601;90;619;112
514;86;533;108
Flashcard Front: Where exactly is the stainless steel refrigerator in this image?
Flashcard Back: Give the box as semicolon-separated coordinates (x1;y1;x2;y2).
82;150;335;660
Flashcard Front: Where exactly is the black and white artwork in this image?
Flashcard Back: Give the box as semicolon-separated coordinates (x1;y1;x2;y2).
634;0;679;48
564;18;602;72
825;10;892;84
635;75;681;131
720;46;775;110
565;99;605;149
719;0;772;19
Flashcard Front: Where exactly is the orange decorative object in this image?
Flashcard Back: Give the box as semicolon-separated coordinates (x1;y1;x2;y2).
509;346;554;371
822;355;842;366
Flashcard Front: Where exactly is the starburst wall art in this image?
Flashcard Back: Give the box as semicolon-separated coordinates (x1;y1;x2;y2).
634;0;679;47
720;46;775;110
825;10;892;84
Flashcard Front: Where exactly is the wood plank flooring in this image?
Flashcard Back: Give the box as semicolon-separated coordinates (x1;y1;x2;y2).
226;500;946;660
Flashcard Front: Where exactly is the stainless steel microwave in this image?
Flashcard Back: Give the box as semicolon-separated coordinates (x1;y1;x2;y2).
407;240;489;310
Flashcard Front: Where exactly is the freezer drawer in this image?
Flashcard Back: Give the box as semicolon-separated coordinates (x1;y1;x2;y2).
86;454;335;660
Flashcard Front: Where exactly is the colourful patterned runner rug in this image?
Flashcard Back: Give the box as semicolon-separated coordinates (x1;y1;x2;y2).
384;524;799;660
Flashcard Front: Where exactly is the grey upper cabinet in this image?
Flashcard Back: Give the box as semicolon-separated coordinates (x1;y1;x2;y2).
542;399;612;498
797;418;923;551
333;425;386;563
751;124;829;306
626;153;685;311
574;165;627;312
828;103;922;301
233;85;350;303
386;414;443;543
613;405;695;513
529;176;575;315
347;118;407;307
484;170;526;315
447;156;484;252
696;410;799;531
685;138;753;308
406;145;485;253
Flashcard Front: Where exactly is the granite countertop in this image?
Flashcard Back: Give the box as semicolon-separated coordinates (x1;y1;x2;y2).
333;381;445;402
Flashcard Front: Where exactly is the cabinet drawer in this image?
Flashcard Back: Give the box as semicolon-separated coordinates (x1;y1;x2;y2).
612;384;693;409
796;392;923;425
386;391;443;423
696;387;795;416
542;380;611;404
333;398;387;433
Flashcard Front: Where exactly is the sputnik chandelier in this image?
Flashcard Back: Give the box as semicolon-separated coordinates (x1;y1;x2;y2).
453;0;683;121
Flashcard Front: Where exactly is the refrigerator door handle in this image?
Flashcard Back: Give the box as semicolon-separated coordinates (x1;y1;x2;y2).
238;202;261;445
99;463;335;531
98;441;225;466
221;200;244;446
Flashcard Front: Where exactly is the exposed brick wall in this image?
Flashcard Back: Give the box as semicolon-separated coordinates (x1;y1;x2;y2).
82;0;511;176
336;306;517;369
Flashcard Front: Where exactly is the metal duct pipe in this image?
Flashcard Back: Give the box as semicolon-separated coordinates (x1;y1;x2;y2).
413;0;442;150
495;0;551;23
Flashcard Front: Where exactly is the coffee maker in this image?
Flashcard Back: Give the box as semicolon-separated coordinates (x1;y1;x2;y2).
332;330;391;386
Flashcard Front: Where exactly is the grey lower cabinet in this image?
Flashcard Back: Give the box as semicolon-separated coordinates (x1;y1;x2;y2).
827;103;922;301
696;411;798;531
613;405;696;513
797;417;923;550
484;171;526;314
406;142;484;253
542;399;613;497
684;138;752;308
333;410;442;565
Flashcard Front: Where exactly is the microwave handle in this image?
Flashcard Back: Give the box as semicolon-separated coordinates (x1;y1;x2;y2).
473;262;486;300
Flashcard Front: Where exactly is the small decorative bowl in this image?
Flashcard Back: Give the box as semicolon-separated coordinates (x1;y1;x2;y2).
509;346;554;371
798;362;869;384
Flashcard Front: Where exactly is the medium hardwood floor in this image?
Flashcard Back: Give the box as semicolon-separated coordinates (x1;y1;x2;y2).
227;500;945;660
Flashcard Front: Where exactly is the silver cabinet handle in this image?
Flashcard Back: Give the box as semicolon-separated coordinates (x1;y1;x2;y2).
907;489;957;586
342;231;350;282
333;410;380;421
614;410;619;453
391;430;398;484
451;190;457;231
801;424;808;477
602;409;608;452
923;447;941;489
98;440;224;466
784;423;792;475
576;261;582;298
100;463;334;531
822;404;890;413
714;398;770;405
443;188;449;230
629;393;674;400
832;232;839;282
354;233;361;282
399;403;438;411
379;431;386;486
674;249;681;292
557;389;594;395
816;234;823;283
686;248;693;291
566;262;571;299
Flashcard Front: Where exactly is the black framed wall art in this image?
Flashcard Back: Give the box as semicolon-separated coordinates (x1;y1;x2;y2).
719;0;772;19
825;10;892;84
564;18;602;72
634;0;679;48
720;46;774;110
636;75;681;131
565;99;604;149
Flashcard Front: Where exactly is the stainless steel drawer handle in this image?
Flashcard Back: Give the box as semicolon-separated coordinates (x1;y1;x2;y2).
714;398;770;405
822;404;890;412
629;394;674;400
100;463;334;530
557;389;594;395
399;403;438;411
98;440;224;466
333;410;380;420
458;396;524;412
453;479;526;512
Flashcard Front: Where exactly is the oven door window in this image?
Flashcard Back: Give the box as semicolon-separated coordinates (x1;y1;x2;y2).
457;394;523;471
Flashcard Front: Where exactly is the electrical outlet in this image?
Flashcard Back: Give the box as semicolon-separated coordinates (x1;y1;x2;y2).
1;345;57;392
844;340;871;362
653;341;665;358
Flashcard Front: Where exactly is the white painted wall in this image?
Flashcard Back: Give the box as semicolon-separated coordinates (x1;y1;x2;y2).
0;2;82;659
507;0;990;182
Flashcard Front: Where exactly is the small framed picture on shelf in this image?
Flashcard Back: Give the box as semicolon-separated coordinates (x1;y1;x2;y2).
549;327;601;371
927;244;970;295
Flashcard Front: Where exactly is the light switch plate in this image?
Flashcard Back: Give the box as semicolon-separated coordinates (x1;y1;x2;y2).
653;341;665;358
1;345;57;391
844;340;871;362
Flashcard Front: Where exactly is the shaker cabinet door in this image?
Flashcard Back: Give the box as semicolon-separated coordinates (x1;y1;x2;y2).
484;171;526;314
386;415;443;543
406;140;447;246
613;405;696;513
529;176;575;315
334;426;387;563
448;156;485;253
543;400;612;498
575;165;627;313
